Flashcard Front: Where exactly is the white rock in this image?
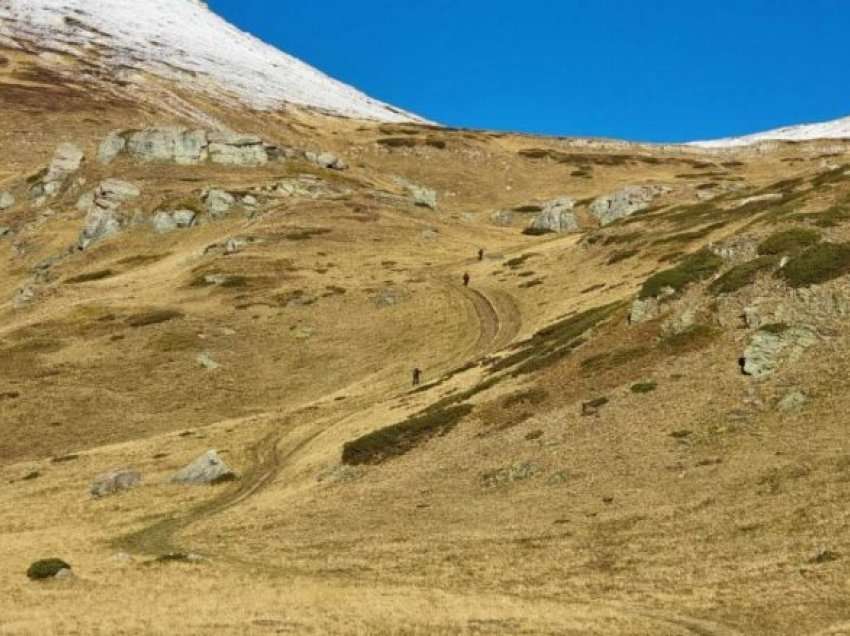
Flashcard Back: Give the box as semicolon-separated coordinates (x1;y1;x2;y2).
171;450;236;485
0;191;15;210
90;469;142;498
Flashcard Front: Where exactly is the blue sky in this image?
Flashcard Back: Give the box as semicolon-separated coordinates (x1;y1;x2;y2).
208;0;850;143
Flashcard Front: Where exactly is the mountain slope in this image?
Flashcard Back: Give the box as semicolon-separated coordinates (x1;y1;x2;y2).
0;0;424;123
692;113;850;148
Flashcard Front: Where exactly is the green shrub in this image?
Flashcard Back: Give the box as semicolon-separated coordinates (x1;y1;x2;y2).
27;558;70;580
64;269;114;284
341;404;473;466
639;249;723;299
580;346;651;374
660;325;717;353
778;242;850;288
709;256;779;295
757;228;821;256
502;388;548;408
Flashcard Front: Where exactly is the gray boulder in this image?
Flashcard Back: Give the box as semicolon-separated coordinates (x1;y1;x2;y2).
90;469;142;498
204;189;236;218
78;179;140;249
152;209;197;233
490;210;514;226
36;143;84;197
526;197;579;234
305;150;348;171
590;185;670;226
0;191;14;210
98;132;127;164
742;325;818;378
629;297;660;324
171;450;236;485
208;131;267;166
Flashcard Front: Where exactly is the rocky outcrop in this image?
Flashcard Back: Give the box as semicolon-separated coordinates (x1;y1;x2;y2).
170;450;236;485
395;177;437;209
741;325;818;377
207;131;268;166
589;185;670;226
629;297;660;324
274;176;346;199
0;191;14;210
90;469;142;498
204;189;236;218
152;209;197;233
77;179;141;249
31;143;84;198
490;210;514;226
525;197;579;234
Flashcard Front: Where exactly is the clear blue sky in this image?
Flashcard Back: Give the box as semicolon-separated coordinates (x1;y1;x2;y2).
208;0;850;143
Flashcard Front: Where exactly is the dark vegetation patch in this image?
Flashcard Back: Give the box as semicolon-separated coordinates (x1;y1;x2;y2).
488;302;623;377
116;253;168;268
639;249;723;299
377;137;417;148
512;205;544;213
283;228;332;241
757;228;821;256
27;558;71;580
709;256;779;295
607;249;639;265
341;403;473;466
660;325;718;354
631;381;658;394
778;242;850;288
505;253;539;270
522;227;554;236
580;347;651;375
22;470;41;481
759;322;791;335
518;279;544;288
792;203;850;228
517;149;712;169
650;221;728;247
502;388;548;409
51;454;79;464
64;269;114;284
603;232;643;245
581;283;606;294
126;309;183;328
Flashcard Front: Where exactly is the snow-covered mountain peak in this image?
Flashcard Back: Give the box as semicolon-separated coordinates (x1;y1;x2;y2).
0;0;425;123
691;114;850;148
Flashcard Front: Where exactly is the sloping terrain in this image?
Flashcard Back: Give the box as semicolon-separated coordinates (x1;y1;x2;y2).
3;8;850;636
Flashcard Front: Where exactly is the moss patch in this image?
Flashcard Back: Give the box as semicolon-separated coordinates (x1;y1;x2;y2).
631;381;658;394
709;256;779;295
778;242;850;288
640;249;723;299
757;228;821;256
27;558;70;580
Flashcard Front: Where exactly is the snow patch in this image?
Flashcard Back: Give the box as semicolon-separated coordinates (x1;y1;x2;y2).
691;114;850;148
0;0;426;123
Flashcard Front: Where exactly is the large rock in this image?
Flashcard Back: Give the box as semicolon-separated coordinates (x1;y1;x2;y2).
0;191;14;210
78;179;141;249
207;131;267;166
526;197;579;234
204;189;236;218
171;450;236;485
35;143;84;197
742;325;818;378
98;132;127;164
629;297;660;324
152;209;197;233
125;128;209;165
90;469;142;498
589;185;670;226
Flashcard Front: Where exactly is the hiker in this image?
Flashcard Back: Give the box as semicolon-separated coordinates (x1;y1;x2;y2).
478;248;484;261
412;367;422;387
463;272;470;287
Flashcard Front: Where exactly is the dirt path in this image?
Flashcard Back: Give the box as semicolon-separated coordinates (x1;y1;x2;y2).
115;277;519;557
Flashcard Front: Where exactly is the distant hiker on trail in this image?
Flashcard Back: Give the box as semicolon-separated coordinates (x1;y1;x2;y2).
412;367;422;387
478;248;484;261
463;272;470;287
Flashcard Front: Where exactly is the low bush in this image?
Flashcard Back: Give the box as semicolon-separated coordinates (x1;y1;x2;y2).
757;228;821;256
709;256;779;295
27;558;70;580
630;381;658;394
639;249;723;299
778;242;850;288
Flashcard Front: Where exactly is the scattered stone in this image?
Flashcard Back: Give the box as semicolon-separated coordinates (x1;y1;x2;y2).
170;450;236;485
204;189;236;218
27;558;71;580
90;469;142;498
481;462;539;488
196;352;220;370
629;297;659;324
305;150;348;170
0;191;14;210
741;325;818;378
589;185;670;226
78;179;141;249
98;132;127;164
421;228;440;240
777;389;808;412
241;194;258;207
525;197;579;234
811;549;840;564
490;209;514;226
40;143;84;196
581;397;609;416
371;287;407;308
152;209;197;233
152;552;206;564
395;177;437;209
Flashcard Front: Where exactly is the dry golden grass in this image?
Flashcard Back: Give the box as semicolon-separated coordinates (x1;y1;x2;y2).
3;47;850;634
